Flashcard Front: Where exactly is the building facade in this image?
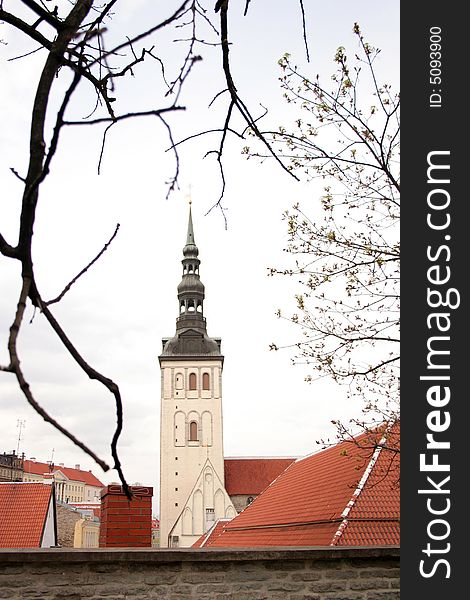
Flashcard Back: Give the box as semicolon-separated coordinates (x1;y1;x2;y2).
0;452;24;482
159;207;236;548
23;460;103;503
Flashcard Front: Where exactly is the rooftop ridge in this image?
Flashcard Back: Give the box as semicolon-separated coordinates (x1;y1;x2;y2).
224;456;298;460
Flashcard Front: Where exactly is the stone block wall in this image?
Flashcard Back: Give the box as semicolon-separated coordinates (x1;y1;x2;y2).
0;547;399;599
56;503;82;548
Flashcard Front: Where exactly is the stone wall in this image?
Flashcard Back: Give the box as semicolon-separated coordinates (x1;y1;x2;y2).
0;547;399;599
230;494;256;513
56;503;82;547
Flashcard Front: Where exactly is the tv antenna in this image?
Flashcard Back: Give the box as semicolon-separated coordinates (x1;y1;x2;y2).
16;419;26;455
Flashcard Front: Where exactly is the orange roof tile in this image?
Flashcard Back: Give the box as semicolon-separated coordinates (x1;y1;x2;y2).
23;460;104;487
193;519;232;548
334;424;400;546
0;483;54;548
224;457;295;495
209;424;400;548
195;521;339;548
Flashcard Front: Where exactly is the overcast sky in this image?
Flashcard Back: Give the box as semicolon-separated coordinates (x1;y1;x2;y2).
0;1;399;515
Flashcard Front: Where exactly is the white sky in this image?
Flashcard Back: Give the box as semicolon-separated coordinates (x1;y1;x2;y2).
0;1;399;515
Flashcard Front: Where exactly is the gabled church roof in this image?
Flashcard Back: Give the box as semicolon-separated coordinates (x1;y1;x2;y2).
224;457;296;495
168;457;236;542
195;423;400;548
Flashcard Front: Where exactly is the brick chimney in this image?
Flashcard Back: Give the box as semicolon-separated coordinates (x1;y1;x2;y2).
99;485;153;547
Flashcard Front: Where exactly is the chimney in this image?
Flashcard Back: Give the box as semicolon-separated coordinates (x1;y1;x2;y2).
99;485;153;548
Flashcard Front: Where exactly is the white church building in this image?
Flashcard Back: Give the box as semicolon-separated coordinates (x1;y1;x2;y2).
159;207;294;548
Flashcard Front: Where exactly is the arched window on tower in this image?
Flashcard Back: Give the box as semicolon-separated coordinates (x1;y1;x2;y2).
189;373;197;390
189;421;198;441
202;372;210;390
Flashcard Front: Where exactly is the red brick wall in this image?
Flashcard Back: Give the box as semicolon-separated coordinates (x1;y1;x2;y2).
99;485;153;548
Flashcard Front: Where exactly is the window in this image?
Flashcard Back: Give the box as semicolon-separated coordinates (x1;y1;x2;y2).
202;372;210;390
189;373;197;390
206;508;215;521
247;496;254;505
175;373;183;390
170;535;179;548
189;421;198;441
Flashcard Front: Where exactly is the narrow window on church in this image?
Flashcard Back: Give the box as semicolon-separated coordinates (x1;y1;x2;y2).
202;372;210;390
189;372;197;390
175;373;183;390
189;420;198;441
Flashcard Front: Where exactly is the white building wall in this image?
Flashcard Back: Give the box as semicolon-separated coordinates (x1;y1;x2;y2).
159;358;232;548
41;497;57;548
168;459;236;547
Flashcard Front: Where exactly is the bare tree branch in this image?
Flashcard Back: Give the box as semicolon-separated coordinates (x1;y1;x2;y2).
20;0;64;31
64;106;185;126
46;224;120;306
6;277;110;472
298;0;310;62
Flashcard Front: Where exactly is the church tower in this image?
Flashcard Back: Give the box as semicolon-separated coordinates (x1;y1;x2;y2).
159;206;236;548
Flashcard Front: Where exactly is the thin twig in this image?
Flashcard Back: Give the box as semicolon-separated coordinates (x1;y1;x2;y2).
64;105;185;126
298;0;310;62
46;224;120;306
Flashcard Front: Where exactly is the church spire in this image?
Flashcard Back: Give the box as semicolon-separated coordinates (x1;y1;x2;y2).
186;203;196;247
160;204;222;358
176;205;205;332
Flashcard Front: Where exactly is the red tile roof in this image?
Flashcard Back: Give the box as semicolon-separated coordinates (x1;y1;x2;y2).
334;428;400;546
0;483;54;548
23;460;104;487
204;424;400;548
193;519;231;548
224;457;295;495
